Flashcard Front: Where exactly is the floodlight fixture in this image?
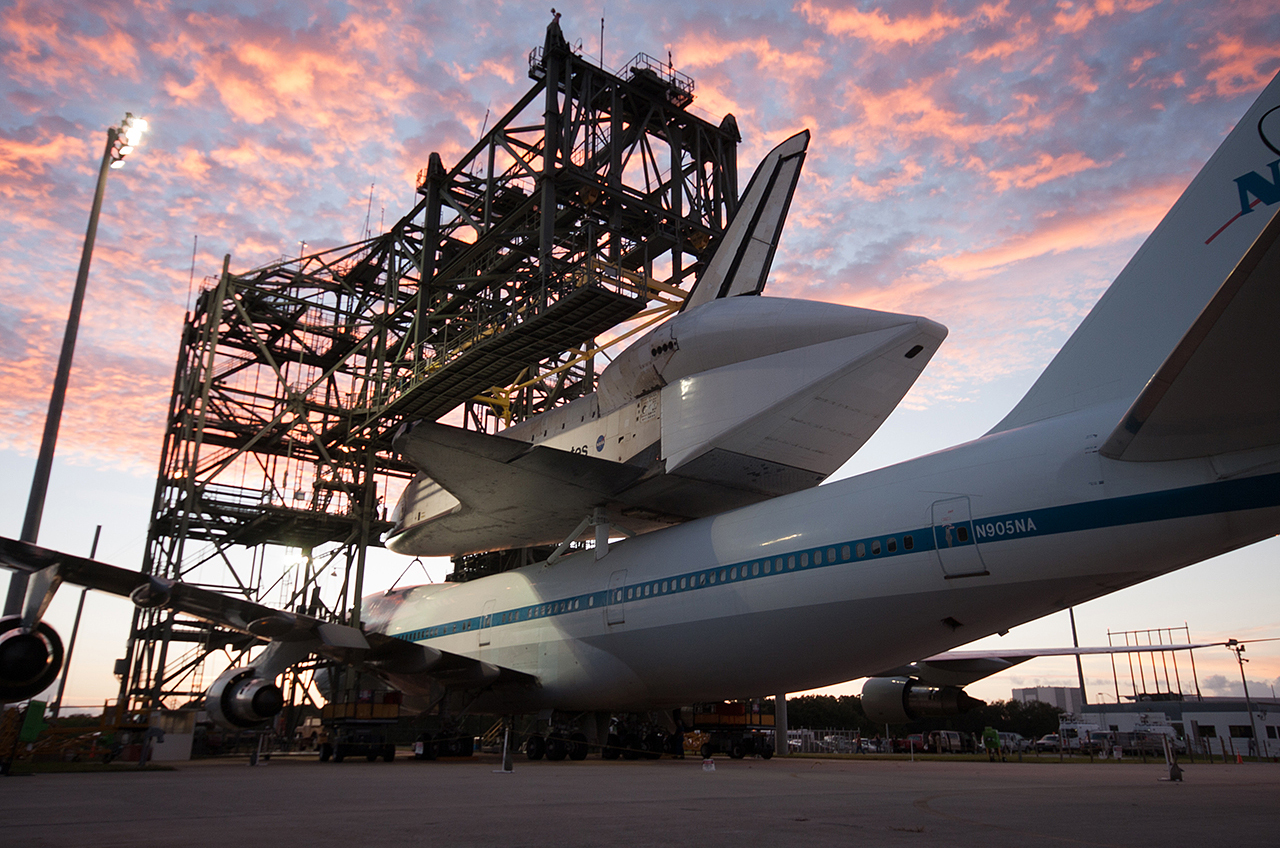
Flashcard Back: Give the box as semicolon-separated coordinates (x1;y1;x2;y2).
108;111;148;169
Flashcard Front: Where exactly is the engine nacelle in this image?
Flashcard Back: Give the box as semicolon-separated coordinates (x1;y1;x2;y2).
0;616;64;703
205;667;284;729
861;676;984;725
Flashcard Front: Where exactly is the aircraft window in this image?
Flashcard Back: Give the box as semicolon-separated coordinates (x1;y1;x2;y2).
957;526;970;542
904;535;914;550
857;543;865;558
787;556;795;570
828;547;837;562
752;562;760;576
813;550;821;565
764;560;771;574
662;580;669;592
720;569;727;582
709;572;717;584
626;588;633;600
872;540;881;555
801;553;809;568
887;538;897;553
842;545;851;560
644;585;651;597
589;597;594;607
680;577;688;589
699;574;707;586
730;566;738;580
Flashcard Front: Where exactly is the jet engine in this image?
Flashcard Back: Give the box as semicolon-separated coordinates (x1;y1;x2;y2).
861;676;984;725
205;666;284;729
0;616;64;702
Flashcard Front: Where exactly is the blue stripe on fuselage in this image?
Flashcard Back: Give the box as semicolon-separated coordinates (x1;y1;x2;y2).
387;471;1280;645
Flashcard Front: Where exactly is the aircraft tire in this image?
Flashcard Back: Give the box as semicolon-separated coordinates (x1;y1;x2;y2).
568;732;588;761
526;734;545;760
546;735;568;761
602;733;621;759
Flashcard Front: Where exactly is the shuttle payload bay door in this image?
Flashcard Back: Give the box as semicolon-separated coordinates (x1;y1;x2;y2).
931;497;988;578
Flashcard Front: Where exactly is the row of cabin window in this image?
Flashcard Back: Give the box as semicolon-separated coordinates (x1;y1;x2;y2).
617;535;918;602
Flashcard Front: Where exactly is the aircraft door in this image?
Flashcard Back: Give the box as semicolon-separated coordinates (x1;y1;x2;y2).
931;497;988;578
606;569;627;625
479;599;496;648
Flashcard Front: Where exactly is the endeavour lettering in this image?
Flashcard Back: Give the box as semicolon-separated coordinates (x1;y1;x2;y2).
973;516;1038;540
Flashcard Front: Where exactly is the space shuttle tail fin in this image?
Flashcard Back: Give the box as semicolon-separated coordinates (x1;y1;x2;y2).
682;130;810;312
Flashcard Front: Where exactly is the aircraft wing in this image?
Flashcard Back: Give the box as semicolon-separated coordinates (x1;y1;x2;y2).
1101;208;1280;461
0;536;536;687
872;643;1232;688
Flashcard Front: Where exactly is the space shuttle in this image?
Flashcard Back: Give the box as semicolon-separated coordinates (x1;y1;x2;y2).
388;131;947;557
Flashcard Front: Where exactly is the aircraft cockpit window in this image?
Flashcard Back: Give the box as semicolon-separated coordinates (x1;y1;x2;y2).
887;538;897;553
904;535;914;550
856;543;866;558
871;540;881;555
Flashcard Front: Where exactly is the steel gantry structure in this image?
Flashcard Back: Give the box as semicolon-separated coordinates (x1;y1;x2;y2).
120;22;743;713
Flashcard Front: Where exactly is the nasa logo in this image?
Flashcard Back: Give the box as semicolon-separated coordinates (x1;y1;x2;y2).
596;435;605;452
1231;105;1280;216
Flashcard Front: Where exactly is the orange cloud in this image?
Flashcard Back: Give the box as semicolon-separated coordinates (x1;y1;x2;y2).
984;150;1109;192
798;0;1008;45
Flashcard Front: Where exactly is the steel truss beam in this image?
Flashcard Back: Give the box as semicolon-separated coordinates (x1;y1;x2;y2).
123;24;740;712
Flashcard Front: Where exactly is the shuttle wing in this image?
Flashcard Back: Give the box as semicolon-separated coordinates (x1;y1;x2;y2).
1101;208;1280;461
391;421;649;555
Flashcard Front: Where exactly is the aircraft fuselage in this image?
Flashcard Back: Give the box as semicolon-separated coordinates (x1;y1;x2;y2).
368;398;1280;713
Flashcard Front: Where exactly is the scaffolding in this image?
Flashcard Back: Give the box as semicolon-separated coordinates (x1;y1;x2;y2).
120;23;742;712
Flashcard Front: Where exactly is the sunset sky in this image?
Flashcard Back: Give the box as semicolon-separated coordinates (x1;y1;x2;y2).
2;0;1279;710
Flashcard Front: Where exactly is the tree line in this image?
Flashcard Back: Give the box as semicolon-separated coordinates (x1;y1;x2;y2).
785;694;1064;740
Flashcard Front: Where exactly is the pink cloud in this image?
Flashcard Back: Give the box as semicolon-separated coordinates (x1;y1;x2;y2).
798;0;1007;45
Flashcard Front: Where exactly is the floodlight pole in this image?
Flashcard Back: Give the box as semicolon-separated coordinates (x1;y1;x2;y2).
3;124;121;617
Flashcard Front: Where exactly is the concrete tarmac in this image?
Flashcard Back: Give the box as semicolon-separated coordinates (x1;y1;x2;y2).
1;754;1275;847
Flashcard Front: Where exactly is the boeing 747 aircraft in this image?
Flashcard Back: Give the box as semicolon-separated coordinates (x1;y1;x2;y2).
2;71;1279;757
